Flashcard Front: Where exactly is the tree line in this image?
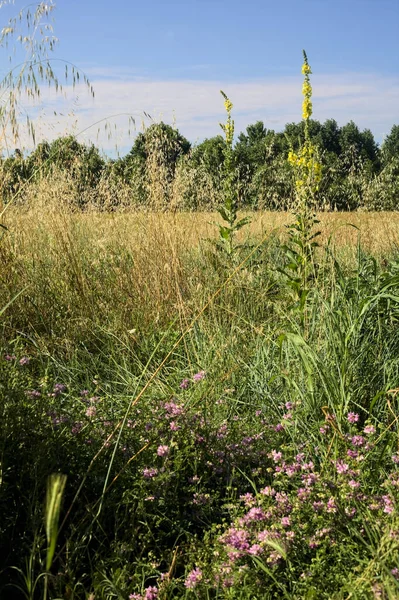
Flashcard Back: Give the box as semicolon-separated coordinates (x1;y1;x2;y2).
1;119;399;211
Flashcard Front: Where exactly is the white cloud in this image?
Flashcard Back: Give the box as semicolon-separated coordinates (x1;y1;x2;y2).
8;71;399;155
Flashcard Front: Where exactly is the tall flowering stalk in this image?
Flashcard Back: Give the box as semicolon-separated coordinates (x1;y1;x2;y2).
216;91;250;257
281;51;322;325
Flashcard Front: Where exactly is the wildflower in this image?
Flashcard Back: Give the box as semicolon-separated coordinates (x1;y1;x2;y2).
351;435;366;447
19;356;30;366
281;516;291;527
25;389;41;398
169;421;180;431
179;378;190;390
80;389;89;396
326;497;337;513
274;423;284;432
319;426;328;435
348;479;360;489
157;445;169;457
86;406;96;418
335;460;349;474
52;383;67;397
193;493;210;505
144;586;158;600
260;486;276;496
363;424;376;435
347;412;359;423
193;370;206;382
71;422;83;434
392;454;399;464
248;544;262;555
4;354;16;361
382;495;395;514
184;567;203;589
392;568;399;580
129;594;142;600
164;400;184;417
271;450;283;463
244;507;266;523
143;467;158;478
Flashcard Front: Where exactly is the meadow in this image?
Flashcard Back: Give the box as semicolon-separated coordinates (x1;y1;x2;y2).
1;204;399;599
0;19;399;597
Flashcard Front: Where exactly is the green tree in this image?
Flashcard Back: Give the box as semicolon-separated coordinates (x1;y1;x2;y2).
381;125;399;165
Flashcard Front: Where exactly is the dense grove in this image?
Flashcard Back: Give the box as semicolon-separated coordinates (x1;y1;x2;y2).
1;119;399;211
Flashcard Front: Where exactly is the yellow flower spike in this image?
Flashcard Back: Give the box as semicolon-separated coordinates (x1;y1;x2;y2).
224;98;233;113
301;63;311;75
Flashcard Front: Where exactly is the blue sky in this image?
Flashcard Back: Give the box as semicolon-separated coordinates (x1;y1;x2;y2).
1;0;399;154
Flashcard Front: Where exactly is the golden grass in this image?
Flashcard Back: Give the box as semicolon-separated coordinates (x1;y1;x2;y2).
4;209;399;256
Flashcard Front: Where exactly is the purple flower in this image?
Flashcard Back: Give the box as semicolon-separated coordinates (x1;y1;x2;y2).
260;486;276;496
392;454;399;464
363;424;375;435
193;370;206;383
271;450;283;463
144;586;158;600
383;495;394;514
143;467;158;478
285;402;293;410
335;460;349;474
157;445;169;457
244;507;266;523
86;406;97;418
326;497;337;513
351;435;366;447
170;421;180;431
80;389;89;397
184;567;203;589
274;423;285;432
179;378;190;390
281;516;291;527
51;383;67;397
248;544;262;555
164;401;184;417
319;426;328;435
25;389;41;399
348;479;360;489
71;422;83;434
392;568;399;580
129;594;142;600
347;412;359;423
19;356;30;366
4;354;16;361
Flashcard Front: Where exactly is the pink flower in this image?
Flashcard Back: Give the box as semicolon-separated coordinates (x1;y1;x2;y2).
179;378;190;389
351;435;365;446
348;479;360;489
335;460;349;474
248;544;262;555
281;516;291;527
144;586;158;600
19;356;30;366
347;412;359;423
392;454;399;464
157;445;169;457
193;370;206;382
184;567;203;589
271;450;283;463
363;425;375;435
86;406;97;418
143;467;158;478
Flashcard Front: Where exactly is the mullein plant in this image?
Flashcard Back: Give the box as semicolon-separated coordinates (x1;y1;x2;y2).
282;51;322;324
216;91;250;257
